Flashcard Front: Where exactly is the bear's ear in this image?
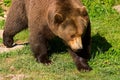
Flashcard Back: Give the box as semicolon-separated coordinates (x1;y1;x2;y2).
78;6;88;16
54;13;64;24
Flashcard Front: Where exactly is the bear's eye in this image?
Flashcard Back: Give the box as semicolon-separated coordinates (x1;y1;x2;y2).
54;13;64;24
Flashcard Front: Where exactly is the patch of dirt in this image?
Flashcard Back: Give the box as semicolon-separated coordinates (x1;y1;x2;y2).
0;30;28;53
113;5;120;13
6;74;28;80
0;17;4;20
0;44;25;53
0;76;4;80
0;30;3;38
0;74;29;80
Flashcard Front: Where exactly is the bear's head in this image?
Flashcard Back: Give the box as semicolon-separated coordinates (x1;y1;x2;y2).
47;2;90;52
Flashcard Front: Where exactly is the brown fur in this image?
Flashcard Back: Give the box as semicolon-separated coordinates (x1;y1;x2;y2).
3;0;92;71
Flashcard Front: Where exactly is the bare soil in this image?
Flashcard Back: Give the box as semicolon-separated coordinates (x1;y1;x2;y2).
0;30;26;53
113;5;120;13
0;74;28;80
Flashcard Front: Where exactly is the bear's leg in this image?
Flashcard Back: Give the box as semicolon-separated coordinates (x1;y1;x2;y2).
3;0;27;47
68;49;92;71
3;21;27;48
80;22;92;60
29;31;51;64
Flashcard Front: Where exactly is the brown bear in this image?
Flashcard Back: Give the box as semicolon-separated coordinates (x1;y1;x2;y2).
3;0;92;71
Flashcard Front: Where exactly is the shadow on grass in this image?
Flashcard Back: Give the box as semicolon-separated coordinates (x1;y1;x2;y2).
48;33;112;58
13;38;67;54
91;33;112;58
48;37;67;54
13;33;112;59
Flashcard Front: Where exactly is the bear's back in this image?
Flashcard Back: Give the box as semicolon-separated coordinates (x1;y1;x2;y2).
26;0;83;18
26;0;56;21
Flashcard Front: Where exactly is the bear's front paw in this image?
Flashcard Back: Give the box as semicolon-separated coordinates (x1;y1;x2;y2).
3;36;14;48
75;57;92;71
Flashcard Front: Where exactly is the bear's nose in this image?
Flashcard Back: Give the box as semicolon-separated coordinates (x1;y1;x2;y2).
68;37;83;51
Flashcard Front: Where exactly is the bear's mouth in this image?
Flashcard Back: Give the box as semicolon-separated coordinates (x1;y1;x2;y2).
68;37;83;52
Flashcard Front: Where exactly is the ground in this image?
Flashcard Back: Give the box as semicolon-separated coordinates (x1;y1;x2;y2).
113;5;120;13
0;30;25;53
0;3;120;80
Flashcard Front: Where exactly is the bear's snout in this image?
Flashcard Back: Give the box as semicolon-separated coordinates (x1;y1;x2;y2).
68;37;83;52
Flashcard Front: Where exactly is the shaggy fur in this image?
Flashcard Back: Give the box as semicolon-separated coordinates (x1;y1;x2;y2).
3;0;92;71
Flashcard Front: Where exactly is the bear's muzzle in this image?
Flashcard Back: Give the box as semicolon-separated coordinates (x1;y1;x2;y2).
68;37;83;52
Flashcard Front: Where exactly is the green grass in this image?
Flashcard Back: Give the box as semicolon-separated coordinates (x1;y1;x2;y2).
0;20;5;29
0;0;120;80
3;0;11;7
0;7;4;17
0;0;11;17
14;29;29;42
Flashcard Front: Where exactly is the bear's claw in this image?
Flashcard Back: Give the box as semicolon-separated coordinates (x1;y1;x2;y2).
76;57;92;71
36;57;52;65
